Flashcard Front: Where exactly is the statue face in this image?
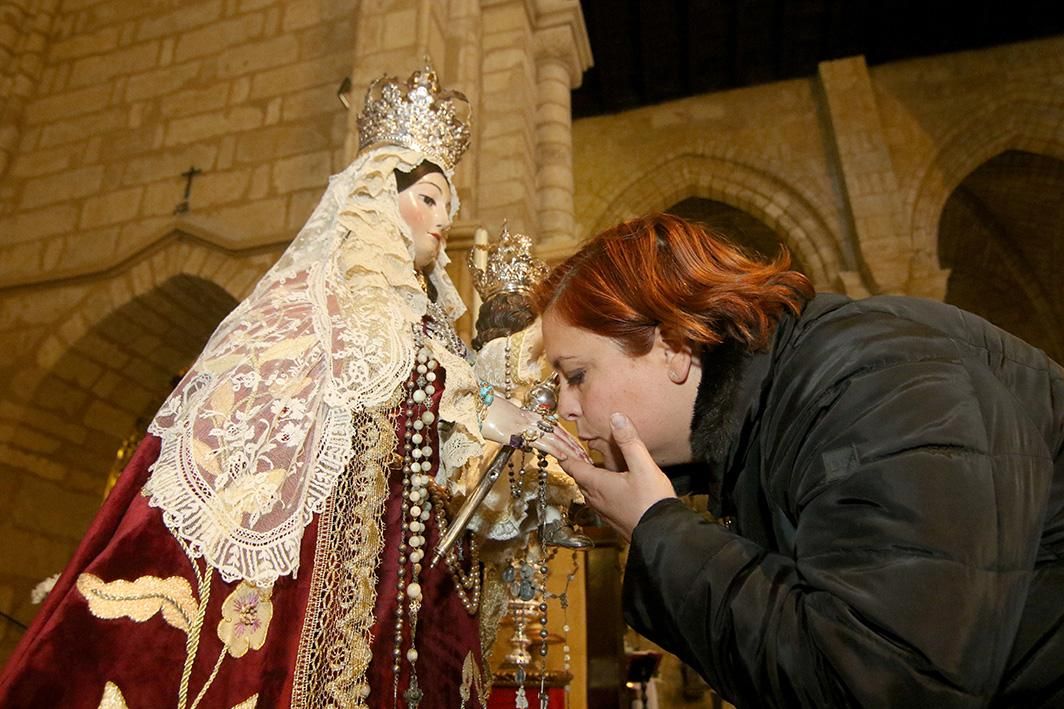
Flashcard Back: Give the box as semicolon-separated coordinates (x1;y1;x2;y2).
398;172;452;270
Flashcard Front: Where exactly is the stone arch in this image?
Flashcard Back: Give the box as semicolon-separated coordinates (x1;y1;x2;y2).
908;86;1064;263
0;231;277;642
27;229;280;375
584;153;842;289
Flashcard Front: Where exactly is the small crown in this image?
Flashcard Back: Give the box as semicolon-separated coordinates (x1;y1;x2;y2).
468;222;550;301
357;58;472;172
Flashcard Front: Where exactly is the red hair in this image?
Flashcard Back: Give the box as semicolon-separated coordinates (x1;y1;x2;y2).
534;213;814;355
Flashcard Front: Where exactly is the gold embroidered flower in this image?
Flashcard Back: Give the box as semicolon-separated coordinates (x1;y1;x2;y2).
217;581;273;658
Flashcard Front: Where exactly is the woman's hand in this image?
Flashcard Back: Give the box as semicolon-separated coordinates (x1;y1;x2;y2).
481;396;590;464
557;413;676;542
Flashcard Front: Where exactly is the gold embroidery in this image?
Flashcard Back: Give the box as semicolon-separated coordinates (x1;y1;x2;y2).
78;552;268;708
290;403;398;707
76;573;197;632
478;563;509;691
97;682;128;709
460;651;485;709
217;581;274;658
178;559;212;709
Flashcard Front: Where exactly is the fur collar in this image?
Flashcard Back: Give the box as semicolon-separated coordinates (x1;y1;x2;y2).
662;340;749;498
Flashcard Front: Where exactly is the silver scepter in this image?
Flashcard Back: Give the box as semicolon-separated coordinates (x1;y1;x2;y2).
430;373;559;569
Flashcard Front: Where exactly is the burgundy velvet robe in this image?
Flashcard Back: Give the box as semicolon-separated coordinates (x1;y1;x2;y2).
0;368;485;708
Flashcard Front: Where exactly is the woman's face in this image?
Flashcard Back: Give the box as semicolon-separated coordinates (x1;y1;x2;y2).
398;172;452;270
542;309;701;471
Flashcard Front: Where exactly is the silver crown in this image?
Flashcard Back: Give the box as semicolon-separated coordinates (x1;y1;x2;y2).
357;59;472;172
468;222;550;300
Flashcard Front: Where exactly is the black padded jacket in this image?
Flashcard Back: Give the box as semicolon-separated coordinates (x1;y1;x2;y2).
624;294;1064;708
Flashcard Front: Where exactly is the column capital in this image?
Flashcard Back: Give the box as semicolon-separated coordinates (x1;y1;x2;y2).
532;0;592;88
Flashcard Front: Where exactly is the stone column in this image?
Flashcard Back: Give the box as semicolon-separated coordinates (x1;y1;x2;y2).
475;0;539;235
818;56;948;297
532;1;591;254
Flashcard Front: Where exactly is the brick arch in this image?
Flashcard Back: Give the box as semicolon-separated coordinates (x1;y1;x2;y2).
585;153;842;289
0;233;277;546
908;86;1064;260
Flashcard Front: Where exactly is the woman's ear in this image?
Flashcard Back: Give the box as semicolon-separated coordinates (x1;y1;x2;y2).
655;328;694;384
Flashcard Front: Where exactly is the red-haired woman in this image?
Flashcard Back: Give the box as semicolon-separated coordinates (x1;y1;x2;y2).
536;213;1064;708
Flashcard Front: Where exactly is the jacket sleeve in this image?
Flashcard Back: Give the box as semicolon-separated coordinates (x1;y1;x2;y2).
623;357;1053;708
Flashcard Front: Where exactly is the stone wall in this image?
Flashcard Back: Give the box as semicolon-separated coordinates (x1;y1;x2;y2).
0;0;362;658
570;35;1064;301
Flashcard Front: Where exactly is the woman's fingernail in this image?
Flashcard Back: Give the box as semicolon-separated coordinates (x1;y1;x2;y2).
610;413;628;429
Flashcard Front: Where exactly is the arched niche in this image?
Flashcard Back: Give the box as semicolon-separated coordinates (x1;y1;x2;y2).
583;153;841;290
0;275;236;651
938;150;1064;361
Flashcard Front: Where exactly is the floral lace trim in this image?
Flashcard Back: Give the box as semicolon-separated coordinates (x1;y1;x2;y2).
290;404;395;708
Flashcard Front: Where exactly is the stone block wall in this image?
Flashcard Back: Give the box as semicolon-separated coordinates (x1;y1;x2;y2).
570;36;1064;299
0;0;359;659
0;0;355;289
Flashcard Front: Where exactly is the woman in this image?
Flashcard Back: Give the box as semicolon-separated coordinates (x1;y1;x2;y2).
0;63;582;708
536;213;1064;708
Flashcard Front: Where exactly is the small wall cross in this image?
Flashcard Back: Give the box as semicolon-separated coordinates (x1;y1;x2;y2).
173;166;202;215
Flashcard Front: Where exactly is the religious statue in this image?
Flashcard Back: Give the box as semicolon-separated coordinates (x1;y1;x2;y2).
0;61;584;709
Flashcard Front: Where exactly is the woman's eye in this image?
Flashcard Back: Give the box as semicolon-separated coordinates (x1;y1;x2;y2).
565;370;584;386
420;194;436;207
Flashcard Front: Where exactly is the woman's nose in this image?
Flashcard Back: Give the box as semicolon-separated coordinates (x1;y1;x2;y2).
556;386;580;421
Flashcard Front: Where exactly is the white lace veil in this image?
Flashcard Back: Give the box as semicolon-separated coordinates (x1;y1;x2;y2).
146;144;472;586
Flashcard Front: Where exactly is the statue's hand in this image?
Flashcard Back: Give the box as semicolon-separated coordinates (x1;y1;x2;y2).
480;396;590;464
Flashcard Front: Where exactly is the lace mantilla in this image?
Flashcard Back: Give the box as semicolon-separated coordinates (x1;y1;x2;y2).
146;145;471;586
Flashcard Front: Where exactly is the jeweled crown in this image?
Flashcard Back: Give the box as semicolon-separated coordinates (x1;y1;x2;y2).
468;223;550;301
357;59;472;172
